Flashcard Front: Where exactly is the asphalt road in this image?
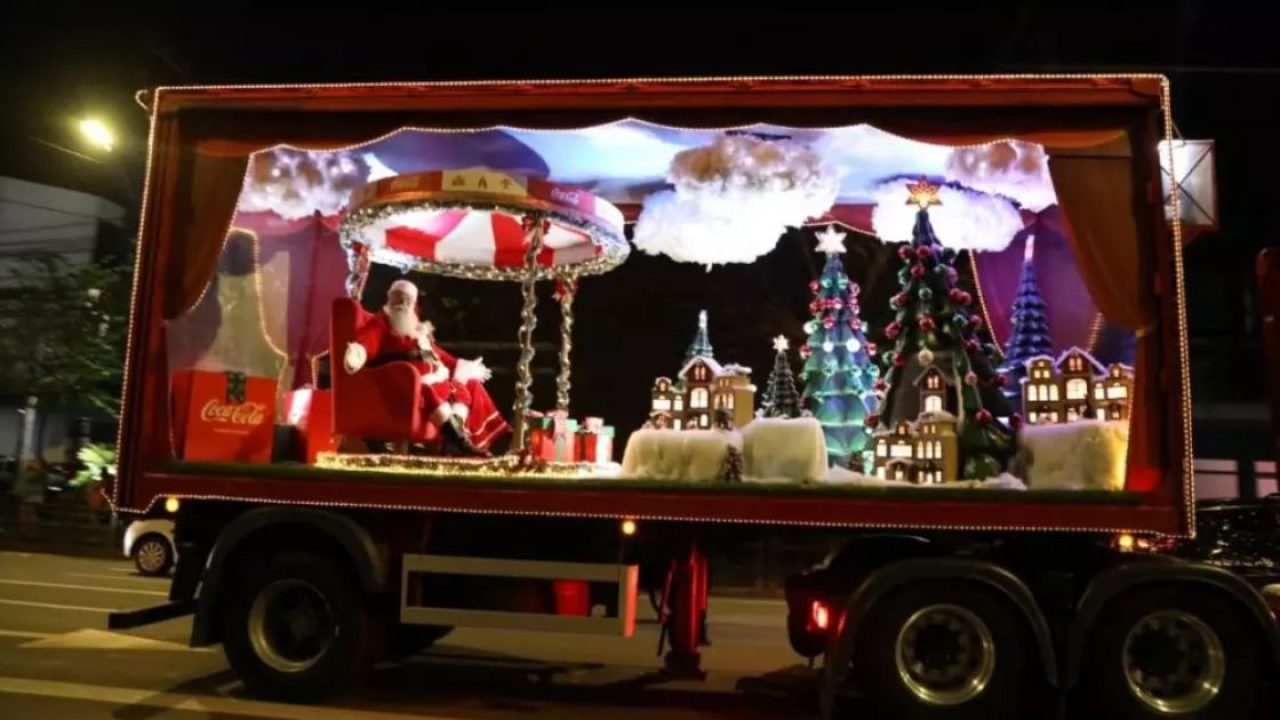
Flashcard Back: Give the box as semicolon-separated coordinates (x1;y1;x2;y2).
0;551;826;719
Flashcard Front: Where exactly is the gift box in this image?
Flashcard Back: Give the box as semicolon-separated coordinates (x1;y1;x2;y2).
171;370;276;464
284;388;337;464
576;417;615;464
527;410;579;462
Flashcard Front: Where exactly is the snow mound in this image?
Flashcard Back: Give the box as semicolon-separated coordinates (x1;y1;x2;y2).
620;429;741;482
1018;420;1129;491
742;416;828;484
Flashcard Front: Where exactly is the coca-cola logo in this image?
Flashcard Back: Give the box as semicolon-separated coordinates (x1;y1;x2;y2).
200;399;267;426
550;187;581;207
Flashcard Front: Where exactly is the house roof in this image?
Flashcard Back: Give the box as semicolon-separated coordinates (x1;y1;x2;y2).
912;363;955;387
1055;346;1106;375
678;355;724;380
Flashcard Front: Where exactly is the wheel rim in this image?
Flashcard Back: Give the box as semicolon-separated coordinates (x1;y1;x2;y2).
894;603;996;706
1122;609;1225;714
248;579;336;673
135;540;167;573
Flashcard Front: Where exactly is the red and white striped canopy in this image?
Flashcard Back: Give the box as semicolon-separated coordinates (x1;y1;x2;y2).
341;169;628;281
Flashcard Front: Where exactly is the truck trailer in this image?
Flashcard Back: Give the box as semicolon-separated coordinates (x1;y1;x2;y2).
106;76;1279;720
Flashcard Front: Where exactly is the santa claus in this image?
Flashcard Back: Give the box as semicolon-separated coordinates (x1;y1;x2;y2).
343;279;509;454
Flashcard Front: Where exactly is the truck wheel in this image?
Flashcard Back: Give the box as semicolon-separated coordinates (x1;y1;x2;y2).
132;534;174;576
854;581;1033;719
221;551;375;702
1077;586;1258;719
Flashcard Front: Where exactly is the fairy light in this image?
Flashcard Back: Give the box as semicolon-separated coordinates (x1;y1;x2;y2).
124;485;1174;537
1086;313;1106;353
555;274;577;412
315;451;621;479
967;251;1004;358
509;216;545;452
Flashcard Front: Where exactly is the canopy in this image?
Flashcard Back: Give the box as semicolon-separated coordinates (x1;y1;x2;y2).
341;169;628;282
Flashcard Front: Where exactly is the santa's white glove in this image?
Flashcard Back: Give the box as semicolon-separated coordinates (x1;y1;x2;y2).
415;321;435;351
343;342;368;374
454;357;492;384
420;363;450;385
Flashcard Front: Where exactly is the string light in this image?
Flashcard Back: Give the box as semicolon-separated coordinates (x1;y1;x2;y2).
555;274;578;412
315;452;620;479
510;218;545;452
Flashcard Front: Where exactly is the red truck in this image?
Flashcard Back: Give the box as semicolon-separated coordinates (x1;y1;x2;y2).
107;76;1279;720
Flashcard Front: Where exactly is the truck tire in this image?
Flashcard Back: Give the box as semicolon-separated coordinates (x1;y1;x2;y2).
1076;586;1258;720
854;581;1033;719
220;551;376;702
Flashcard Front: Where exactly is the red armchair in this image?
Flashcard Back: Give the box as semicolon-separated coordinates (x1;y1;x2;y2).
330;297;439;445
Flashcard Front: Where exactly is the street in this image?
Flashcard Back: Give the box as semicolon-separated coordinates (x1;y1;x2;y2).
0;551;826;719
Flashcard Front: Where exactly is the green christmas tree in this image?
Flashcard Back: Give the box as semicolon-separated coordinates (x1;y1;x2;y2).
800;226;879;468
762;335;802;418
684;309;714;365
872;179;1015;479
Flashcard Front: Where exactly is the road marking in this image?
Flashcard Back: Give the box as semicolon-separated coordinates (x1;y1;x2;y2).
64;572;167;584
0;598;117;613
0;629;48;640
0;579;167;597
0;675;470;720
21;629;212;653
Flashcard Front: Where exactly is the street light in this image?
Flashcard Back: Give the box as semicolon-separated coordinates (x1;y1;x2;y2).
78;118;115;152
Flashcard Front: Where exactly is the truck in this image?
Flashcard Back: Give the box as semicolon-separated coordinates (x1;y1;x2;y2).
106;76;1280;720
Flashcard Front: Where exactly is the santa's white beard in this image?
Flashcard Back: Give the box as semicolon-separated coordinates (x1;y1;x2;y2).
386;305;418;337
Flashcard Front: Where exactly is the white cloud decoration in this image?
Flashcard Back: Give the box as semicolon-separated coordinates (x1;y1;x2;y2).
870;179;1024;253
239;148;371;220
944;140;1057;212
632;135;840;267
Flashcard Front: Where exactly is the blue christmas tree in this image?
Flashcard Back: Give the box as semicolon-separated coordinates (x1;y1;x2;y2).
800;226;879;468
999;236;1053;411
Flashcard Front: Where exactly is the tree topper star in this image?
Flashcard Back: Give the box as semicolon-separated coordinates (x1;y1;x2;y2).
773;335;790;352
814;225;848;254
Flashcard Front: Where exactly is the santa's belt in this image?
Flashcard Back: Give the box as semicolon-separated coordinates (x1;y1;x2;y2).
368;350;436;368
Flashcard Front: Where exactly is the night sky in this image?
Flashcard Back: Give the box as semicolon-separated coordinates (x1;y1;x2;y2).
1;4;1275;427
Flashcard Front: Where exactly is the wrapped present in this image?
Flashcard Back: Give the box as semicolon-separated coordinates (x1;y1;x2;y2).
172;370;276;463
576;418;615;464
527;410;579;462
284;388;337;464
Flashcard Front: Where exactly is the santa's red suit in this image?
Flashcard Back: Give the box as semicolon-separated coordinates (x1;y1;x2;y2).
348;310;509;450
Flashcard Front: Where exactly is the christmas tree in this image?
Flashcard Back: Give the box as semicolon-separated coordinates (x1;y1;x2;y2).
873;179;1015;479
684;309;714;365
1000;235;1053;410
762;335;802;418
800;226;879;468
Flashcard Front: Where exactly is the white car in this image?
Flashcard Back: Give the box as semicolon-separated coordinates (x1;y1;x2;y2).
123;519;177;576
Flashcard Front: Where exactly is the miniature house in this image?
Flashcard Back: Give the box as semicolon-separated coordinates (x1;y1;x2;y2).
915;364;956;415
871;412;959;484
1020;347;1132;425
648;359;756;431
1094;363;1135;421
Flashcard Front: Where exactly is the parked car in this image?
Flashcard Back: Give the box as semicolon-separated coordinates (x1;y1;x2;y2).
123;519;177;576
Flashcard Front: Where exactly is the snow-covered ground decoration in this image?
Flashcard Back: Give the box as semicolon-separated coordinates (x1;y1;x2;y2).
870;178;1023;253
632;134;841;267
824;466;1028;491
239;148;371;220
1017;419;1129;491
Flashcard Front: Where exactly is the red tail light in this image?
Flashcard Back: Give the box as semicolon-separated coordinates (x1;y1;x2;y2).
811;600;831;631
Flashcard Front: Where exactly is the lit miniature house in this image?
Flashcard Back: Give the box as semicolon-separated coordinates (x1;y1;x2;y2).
1094;363;1135;421
870;412;958;484
915;365;956;415
1022;356;1061;424
647;311;756;431
1020;347;1131;425
712;364;757;428
680;356;719;430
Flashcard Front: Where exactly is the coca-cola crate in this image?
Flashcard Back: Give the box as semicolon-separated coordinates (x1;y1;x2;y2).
171;370;276;464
